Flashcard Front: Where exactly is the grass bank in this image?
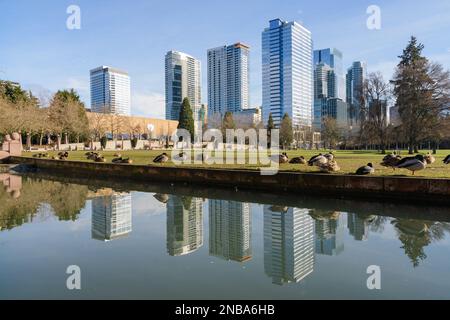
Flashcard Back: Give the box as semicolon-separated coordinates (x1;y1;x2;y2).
21;149;450;179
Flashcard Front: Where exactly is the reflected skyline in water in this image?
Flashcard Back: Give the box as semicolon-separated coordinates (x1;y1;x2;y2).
1;173;450;299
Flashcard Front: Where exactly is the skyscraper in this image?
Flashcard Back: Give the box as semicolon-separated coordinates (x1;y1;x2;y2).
264;206;315;285
91;192;132;241
90;66;131;115
314;48;345;101
209;200;252;263
165;51;202;123
207;43;250;117
346;61;367;126
313;48;348;131
166;195;203;256
262;18;313;128
313;212;345;256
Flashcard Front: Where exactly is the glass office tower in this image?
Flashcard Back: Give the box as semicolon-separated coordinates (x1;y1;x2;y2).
262;19;313;128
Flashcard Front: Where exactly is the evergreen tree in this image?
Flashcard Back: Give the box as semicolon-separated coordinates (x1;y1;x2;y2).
267;113;275;148
392;36;450;154
279;113;293;149
177;97;195;141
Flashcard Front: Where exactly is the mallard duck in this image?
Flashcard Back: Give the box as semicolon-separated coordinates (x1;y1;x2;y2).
443;155;450;165
395;154;427;175
380;153;402;171
424;153;436;164
290;156;306;164
308;153;328;166
318;160;340;173
174;152;188;162
94;156;106;163
121;158;133;164
356;163;375;175
112;157;123;164
153;153;169;163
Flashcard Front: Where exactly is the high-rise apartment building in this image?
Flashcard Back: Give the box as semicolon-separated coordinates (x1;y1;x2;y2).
262;19;313;128
91;192;132;241
346;61;367;126
165;51;202;123
264;206;315;285
207;43;250;117
166;195;203;256
90;66;131;115
209;200;252;263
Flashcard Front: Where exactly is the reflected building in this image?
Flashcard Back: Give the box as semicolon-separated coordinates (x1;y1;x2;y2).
209;200;252;263
166;196;203;256
91;193;132;241
313;211;345;256
264;206;315;285
347;213;374;241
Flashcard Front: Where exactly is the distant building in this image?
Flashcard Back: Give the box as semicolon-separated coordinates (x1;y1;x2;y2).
389;105;401;126
165;51;202;124
90;66;131;115
314;213;345;256
346;61;367;127
207;43;250;117
314;48;346;101
262;18;313;128
347;213;373;241
91;193;132;241
264;206;315;285
166;196;203;256
233;107;262;128
209;200;252;263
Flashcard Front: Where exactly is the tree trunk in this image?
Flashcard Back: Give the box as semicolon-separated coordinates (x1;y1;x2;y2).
64;133;69;145
39;133;44;146
57;134;62;151
26;132;32;151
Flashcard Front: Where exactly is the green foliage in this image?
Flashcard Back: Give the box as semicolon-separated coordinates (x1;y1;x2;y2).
267;113;275;131
279;113;293;149
177;97;195;141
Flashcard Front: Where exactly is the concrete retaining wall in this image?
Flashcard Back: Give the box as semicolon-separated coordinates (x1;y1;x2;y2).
7;156;450;204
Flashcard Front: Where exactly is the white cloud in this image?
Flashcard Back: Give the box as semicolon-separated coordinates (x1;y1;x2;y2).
132;91;165;119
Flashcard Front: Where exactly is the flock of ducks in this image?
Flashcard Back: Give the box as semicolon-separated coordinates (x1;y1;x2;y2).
31;150;450;176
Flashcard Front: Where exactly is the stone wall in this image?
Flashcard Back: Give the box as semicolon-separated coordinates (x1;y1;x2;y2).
7;156;450;205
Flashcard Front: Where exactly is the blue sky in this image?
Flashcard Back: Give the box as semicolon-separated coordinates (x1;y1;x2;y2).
1;0;449;118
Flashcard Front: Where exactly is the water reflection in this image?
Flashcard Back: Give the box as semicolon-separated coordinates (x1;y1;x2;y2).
166;195;203;256
209;200;252;263
91;190;132;241
2;173;450;274
264;206;315;285
311;210;344;256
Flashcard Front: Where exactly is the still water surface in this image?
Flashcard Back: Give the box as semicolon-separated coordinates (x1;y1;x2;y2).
1;173;450;299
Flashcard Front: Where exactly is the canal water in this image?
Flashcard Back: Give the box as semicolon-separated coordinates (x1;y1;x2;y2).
1;173;450;299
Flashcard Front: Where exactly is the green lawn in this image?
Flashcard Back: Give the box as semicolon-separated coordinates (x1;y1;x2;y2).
21;149;450;179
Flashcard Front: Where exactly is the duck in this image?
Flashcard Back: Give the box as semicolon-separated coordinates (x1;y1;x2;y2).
424;153;436;165
380;152;402;171
121;158;133;164
94;156;106;163
153;193;169;204
113;153;122;158
308;153;328;166
174;152;188;162
318;160;340;173
395;154;427;175
356;163;375;175
271;152;289;164
289;156;307;164
443;155;450;165
153;153;169;164
324;152;335;161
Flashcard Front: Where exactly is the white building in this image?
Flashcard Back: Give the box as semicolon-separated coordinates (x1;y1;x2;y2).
90;66;131;115
207;43;250;117
91;193;132;241
264;206;315;285
165;51;202;124
262;19;313;128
